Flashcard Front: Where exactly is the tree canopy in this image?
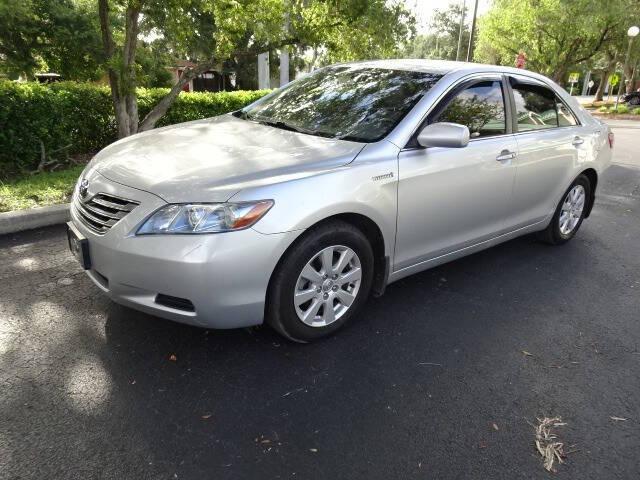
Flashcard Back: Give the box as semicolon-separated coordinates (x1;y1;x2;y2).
0;0;104;80
475;0;637;83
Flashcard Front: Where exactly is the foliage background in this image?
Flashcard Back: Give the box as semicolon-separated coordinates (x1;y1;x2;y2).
0;81;269;179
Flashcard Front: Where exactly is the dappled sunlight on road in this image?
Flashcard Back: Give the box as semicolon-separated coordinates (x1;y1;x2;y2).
65;354;113;415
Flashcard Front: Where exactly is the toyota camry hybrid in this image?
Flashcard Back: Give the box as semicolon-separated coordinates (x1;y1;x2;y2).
67;60;613;342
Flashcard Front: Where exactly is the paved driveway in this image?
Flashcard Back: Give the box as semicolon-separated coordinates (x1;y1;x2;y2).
1;124;639;479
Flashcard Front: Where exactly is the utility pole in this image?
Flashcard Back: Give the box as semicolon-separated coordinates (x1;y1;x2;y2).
466;0;479;62
279;5;290;87
455;0;466;61
258;52;270;90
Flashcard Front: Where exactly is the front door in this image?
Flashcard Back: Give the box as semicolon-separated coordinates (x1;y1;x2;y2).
395;78;517;271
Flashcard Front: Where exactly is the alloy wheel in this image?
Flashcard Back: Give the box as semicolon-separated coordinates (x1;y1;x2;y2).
559;184;586;235
293;245;362;327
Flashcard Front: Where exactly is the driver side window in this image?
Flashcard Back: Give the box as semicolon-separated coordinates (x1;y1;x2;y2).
433;80;506;138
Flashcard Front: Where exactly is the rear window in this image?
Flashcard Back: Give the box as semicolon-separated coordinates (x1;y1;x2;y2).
512;83;559;131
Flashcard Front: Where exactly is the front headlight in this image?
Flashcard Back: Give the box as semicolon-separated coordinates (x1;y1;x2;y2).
137;200;274;234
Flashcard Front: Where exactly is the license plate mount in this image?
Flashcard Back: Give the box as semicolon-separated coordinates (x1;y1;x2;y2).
66;222;91;270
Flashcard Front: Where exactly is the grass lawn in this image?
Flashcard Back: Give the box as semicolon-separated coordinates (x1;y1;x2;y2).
0;165;84;213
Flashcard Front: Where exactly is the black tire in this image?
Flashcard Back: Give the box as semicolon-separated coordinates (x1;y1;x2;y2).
537;174;591;245
266;220;374;342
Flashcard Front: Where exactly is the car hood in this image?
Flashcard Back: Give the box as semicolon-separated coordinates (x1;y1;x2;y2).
89;115;365;203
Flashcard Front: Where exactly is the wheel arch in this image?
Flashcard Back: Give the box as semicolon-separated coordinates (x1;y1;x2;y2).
265;212;390;319
580;168;598;218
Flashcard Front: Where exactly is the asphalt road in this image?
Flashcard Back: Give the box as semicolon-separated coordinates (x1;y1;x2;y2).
1;123;639;479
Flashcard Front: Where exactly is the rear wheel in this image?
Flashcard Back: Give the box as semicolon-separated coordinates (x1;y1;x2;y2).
537;174;591;245
266;221;374;342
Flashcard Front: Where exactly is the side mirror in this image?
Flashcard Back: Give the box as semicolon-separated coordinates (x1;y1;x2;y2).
416;122;470;148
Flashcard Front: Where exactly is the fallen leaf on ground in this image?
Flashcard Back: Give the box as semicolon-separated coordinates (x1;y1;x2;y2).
309;448;318;453
168;354;177;362
610;416;628;422
201;414;212;419
534;416;568;472
521;350;534;357
492;423;499;431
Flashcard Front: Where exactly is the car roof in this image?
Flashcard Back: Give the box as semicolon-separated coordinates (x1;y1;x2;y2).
337;58;548;81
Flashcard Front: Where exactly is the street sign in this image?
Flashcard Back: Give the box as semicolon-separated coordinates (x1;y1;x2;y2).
568;72;580;83
610;74;620;87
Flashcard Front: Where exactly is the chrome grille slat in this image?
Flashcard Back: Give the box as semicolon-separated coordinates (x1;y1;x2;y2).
91;197;136;212
76;201;115;227
81;201;125;220
74;192;139;235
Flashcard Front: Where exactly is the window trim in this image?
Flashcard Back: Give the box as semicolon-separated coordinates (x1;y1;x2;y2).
506;75;582;134
405;75;511;149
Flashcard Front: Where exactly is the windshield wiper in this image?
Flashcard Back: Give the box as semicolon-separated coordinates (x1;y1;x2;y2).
252;118;322;136
334;133;367;142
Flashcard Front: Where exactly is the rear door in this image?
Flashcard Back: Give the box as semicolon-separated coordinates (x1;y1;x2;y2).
505;75;584;229
395;75;518;271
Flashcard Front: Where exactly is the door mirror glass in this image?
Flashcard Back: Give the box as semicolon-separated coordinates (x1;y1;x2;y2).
417;122;470;148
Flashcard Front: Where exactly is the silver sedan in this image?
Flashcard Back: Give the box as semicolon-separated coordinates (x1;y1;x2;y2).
67;60;613;342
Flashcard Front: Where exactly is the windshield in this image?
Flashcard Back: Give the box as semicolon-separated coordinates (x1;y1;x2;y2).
236;66;443;142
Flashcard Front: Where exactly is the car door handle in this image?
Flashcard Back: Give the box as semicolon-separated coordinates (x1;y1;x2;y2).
572;136;585;146
496;150;517;162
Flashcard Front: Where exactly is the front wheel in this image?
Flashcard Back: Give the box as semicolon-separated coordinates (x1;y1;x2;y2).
266;221;374;342
537;174;591;245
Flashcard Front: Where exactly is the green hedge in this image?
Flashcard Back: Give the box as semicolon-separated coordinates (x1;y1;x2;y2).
0;81;269;179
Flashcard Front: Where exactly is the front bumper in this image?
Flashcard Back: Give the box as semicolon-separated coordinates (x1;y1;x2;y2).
70;170;300;329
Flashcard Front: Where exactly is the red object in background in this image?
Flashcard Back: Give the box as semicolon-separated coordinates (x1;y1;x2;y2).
177;70;190;92
515;52;526;69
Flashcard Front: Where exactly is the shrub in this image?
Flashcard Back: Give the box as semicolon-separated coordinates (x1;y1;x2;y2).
597;105;610;113
0;81;269;179
615;104;630;114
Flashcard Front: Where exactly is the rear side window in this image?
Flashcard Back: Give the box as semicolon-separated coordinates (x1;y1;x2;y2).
434;80;506;138
557;101;578;126
512;83;559;131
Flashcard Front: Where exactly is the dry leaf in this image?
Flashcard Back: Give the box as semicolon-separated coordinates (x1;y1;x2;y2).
534;416;568;472
201;414;212;419
521;350;534;357
492;423;499;431
169;354;177;362
610;416;628;422
309;448;318;453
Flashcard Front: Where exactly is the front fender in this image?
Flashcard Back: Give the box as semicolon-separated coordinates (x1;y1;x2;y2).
230;141;400;260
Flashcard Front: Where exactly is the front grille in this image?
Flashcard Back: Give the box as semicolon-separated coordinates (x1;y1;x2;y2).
73;193;139;235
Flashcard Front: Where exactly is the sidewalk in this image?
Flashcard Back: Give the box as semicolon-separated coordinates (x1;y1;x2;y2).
601;118;640;129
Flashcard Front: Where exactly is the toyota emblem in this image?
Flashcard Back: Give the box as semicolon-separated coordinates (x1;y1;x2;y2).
79;179;89;198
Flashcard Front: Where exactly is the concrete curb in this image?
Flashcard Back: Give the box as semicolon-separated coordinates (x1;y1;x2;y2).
0;203;70;235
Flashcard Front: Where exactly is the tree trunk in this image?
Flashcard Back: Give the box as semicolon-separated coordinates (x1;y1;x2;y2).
594;69;610;102
625;63;635;94
139;61;220;132
552;67;567;85
98;0;140;139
